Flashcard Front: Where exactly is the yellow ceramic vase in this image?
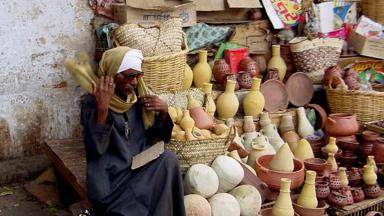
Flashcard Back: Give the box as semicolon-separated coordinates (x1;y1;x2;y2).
182;64;193;90
202;83;216;118
267;45;287;81
297;170;318;208
324;137;338;154
363;165;377;185
269;143;294;172
367;156;378;172
293;139;314;162
338;167;349;187
179;110;196;141
272;178;294;216
242;78;265;119
193;50;212;88
327;153;338;172
216;80;239;120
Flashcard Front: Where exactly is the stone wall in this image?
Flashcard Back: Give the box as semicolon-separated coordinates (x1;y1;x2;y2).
0;0;95;160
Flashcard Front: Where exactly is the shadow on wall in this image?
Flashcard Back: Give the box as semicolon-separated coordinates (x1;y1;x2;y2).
0;118;12;160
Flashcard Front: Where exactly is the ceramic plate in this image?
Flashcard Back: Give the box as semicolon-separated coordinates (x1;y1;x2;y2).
260;79;289;113
286;72;314;106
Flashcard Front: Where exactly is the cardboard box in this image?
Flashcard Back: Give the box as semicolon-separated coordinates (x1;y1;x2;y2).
348;30;384;60
229;20;270;54
124;0;165;8
113;1;196;27
194;0;262;23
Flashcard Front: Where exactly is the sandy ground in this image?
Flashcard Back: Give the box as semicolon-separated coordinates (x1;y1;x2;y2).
0;183;72;216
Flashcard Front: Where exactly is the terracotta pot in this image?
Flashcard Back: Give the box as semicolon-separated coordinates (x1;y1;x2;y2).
254;154;305;191
293;200;328;216
359;143;374;159
351;187;365;203
323;66;343;87
340;187;354;205
322;148;343;160
329;174;342;190
338;140;359;152
373;138;384;163
315;181;330;199
222;74;240;91
238;57;260;77
328;191;349;207
304;158;327;175
363;184;383;199
237;71;253;89
362;130;380;142
213;59;231;85
340;155;357;169
325;113;359;137
347;168;363;187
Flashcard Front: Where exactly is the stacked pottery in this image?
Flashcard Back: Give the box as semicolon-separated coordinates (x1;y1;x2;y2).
315;181;330;199
359;131;380;160
372;137;384;163
347;168;362;187
362;164;383;199
338;139;359;169
322;137;342;160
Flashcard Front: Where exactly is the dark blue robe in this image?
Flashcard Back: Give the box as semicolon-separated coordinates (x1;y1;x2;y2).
81;95;185;216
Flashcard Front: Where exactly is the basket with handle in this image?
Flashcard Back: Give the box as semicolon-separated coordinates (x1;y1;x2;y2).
166;126;235;174
325;80;384;123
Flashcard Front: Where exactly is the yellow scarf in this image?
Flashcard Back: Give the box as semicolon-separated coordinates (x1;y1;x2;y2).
65;47;155;129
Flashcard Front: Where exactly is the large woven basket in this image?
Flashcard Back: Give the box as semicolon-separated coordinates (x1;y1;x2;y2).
141;35;188;94
362;0;384;24
166;127;235;174
325;86;384;123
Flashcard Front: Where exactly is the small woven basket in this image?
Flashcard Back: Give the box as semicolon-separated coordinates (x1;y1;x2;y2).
142;35;188;94
325;85;384;123
166;127;235;174
362;0;384;24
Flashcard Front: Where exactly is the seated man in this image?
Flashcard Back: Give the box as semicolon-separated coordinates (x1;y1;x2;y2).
80;47;185;216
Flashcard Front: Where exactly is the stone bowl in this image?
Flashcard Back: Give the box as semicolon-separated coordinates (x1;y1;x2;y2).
254;155;305;191
293;200;329;216
304;158;327;174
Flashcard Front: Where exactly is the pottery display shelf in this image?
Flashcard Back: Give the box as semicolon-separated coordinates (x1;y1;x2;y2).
330;194;384;216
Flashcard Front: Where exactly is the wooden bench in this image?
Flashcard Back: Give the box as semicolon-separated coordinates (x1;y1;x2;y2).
43;139;91;207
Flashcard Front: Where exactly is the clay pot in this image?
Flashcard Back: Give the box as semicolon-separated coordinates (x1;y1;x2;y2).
363;184;383;199
265;68;279;81
338;140;359;153
238;57;260;77
254;154;305;191
373;138;384;163
304;158;327;175
362;130;380;142
341;187;354;205
329;174;342;190
325;113;359;137
322;148;343;160
315;181;330;199
347;168;363;187
351;187;365;203
323;66;343;86
328;191;349;207
293;200;328;216
340;156;357;169
213;59;231;85
237;71;253;89
359;143;374;160
259;208;300;216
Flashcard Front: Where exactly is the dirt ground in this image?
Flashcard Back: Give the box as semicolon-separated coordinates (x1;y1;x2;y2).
0;183;72;216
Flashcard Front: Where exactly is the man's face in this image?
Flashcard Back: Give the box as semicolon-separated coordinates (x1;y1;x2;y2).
113;69;143;96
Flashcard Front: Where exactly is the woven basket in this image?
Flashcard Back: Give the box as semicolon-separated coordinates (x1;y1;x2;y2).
289;37;343;83
166;127;235;174
325;85;384;123
141;35;188;94
113;18;183;57
362;0;384;24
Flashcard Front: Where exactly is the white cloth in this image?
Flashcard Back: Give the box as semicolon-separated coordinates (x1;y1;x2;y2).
117;49;144;73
